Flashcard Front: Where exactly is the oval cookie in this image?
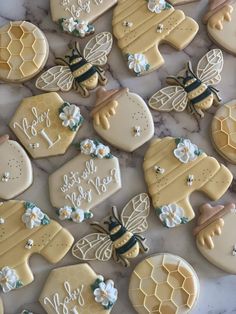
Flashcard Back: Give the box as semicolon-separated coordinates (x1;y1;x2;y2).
0;21;49;82
211;99;236;164
92;88;154;152
129;253;200;314
194;203;236;274
0;135;33;200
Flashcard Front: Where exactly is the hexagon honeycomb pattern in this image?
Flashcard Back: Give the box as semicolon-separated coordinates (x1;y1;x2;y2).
129;253;200;314
0;21;48;82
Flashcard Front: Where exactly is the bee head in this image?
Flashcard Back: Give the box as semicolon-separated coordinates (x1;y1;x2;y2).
104;216;120;231
65;48;82;64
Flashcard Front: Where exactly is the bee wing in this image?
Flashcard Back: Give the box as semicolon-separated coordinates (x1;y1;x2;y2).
83;32;113;66
149;86;188;112
121;193;150;234
35;66;74;92
72;233;113;262
196;49;223;86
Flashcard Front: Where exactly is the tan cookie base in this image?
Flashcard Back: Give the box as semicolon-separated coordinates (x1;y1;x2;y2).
0;298;3;314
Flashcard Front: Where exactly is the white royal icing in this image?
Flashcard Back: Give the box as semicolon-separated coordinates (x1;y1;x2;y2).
61;0;104;19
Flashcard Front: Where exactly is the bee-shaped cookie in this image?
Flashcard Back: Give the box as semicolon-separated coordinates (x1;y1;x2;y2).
72;193;150;267
149;49;223;118
36;32;113;97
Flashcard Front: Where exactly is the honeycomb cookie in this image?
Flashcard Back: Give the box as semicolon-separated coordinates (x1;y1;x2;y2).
49;139;122;223
211;99;236;164
112;0;199;76
92;87;154;152
203;0;236;56
129;253;200;314
39;264;118;314
0;200;74;292
9;92;83;159
143;137;233;228
0;135;33;200
0;21;49;82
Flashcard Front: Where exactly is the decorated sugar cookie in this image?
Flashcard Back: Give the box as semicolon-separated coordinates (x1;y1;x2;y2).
169;0;200;4
50;0;117;37
203;0;236;56
92;88;154;152
36;32;113;97
112;0;199;76
72;193;150;267
0;200;74;292
0;135;33;200
39;264;118;314
129;253;200;314
143;137;233;228
0;298;3;314
149;49;223;118
194;203;236;274
49;139;121;223
9;92;83;159
0;21;49;82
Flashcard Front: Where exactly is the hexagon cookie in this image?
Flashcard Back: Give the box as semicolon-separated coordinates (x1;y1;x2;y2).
0;21;49;82
0;135;33;200
49;139;121;222
129;253;200;314
39;264;118;313
92;88;154;152
9;92;83;159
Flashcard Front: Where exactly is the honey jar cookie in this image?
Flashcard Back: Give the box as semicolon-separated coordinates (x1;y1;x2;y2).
0;21;49;82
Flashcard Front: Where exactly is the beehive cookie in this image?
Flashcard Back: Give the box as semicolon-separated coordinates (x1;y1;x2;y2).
143;137;233;228
39;264;118;314
112;0;199;76
194;203;236;274
0;200;74;292
0;135;33;200
129;253;200;314
9;92;83;159
211;99;236;164
0;21;49;82
203;0;236;56
92;88;154;152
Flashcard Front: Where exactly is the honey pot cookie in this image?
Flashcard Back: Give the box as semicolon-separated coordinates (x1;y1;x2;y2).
0;200;74;292
0;135;33;200
39;264;118;314
92;88;154;152
0;21;49;82
143;137;233;228
129;253;200;314
194;203;236;274
9;92;83;159
112;0;199;76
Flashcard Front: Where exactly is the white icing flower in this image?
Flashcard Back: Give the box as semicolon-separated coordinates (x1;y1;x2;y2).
95;144;110;159
59;104;81;129
148;0;167;13
75;20;89;36
174;139;199;164
61;0;70;6
58;206;72;221
80;139;96;155
0;267;19;293
22;206;44;229
71;208;85;223
159;204;185;228
128;53;149;75
61;17;77;33
94;280;118;308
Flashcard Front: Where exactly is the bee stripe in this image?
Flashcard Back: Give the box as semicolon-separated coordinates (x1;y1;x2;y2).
75;67;97;83
115;236;137;255
191;88;212;105
70;59;87;72
110;226;127;241
185;79;201;93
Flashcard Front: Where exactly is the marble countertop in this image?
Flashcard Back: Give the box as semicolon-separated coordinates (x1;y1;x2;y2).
1;0;236;313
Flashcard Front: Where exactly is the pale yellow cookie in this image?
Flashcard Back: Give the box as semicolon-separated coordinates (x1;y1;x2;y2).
143;137;233;227
0;21;49;82
129;253;200;314
92;88;154;152
0;298;3;314
9;92;83;159
0;200;74;292
39;264;118;314
169;0;200;4
194;203;236;274
112;0;199;76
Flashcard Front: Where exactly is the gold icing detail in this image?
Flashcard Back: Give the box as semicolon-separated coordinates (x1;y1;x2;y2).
93;100;119;130
208;5;234;30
